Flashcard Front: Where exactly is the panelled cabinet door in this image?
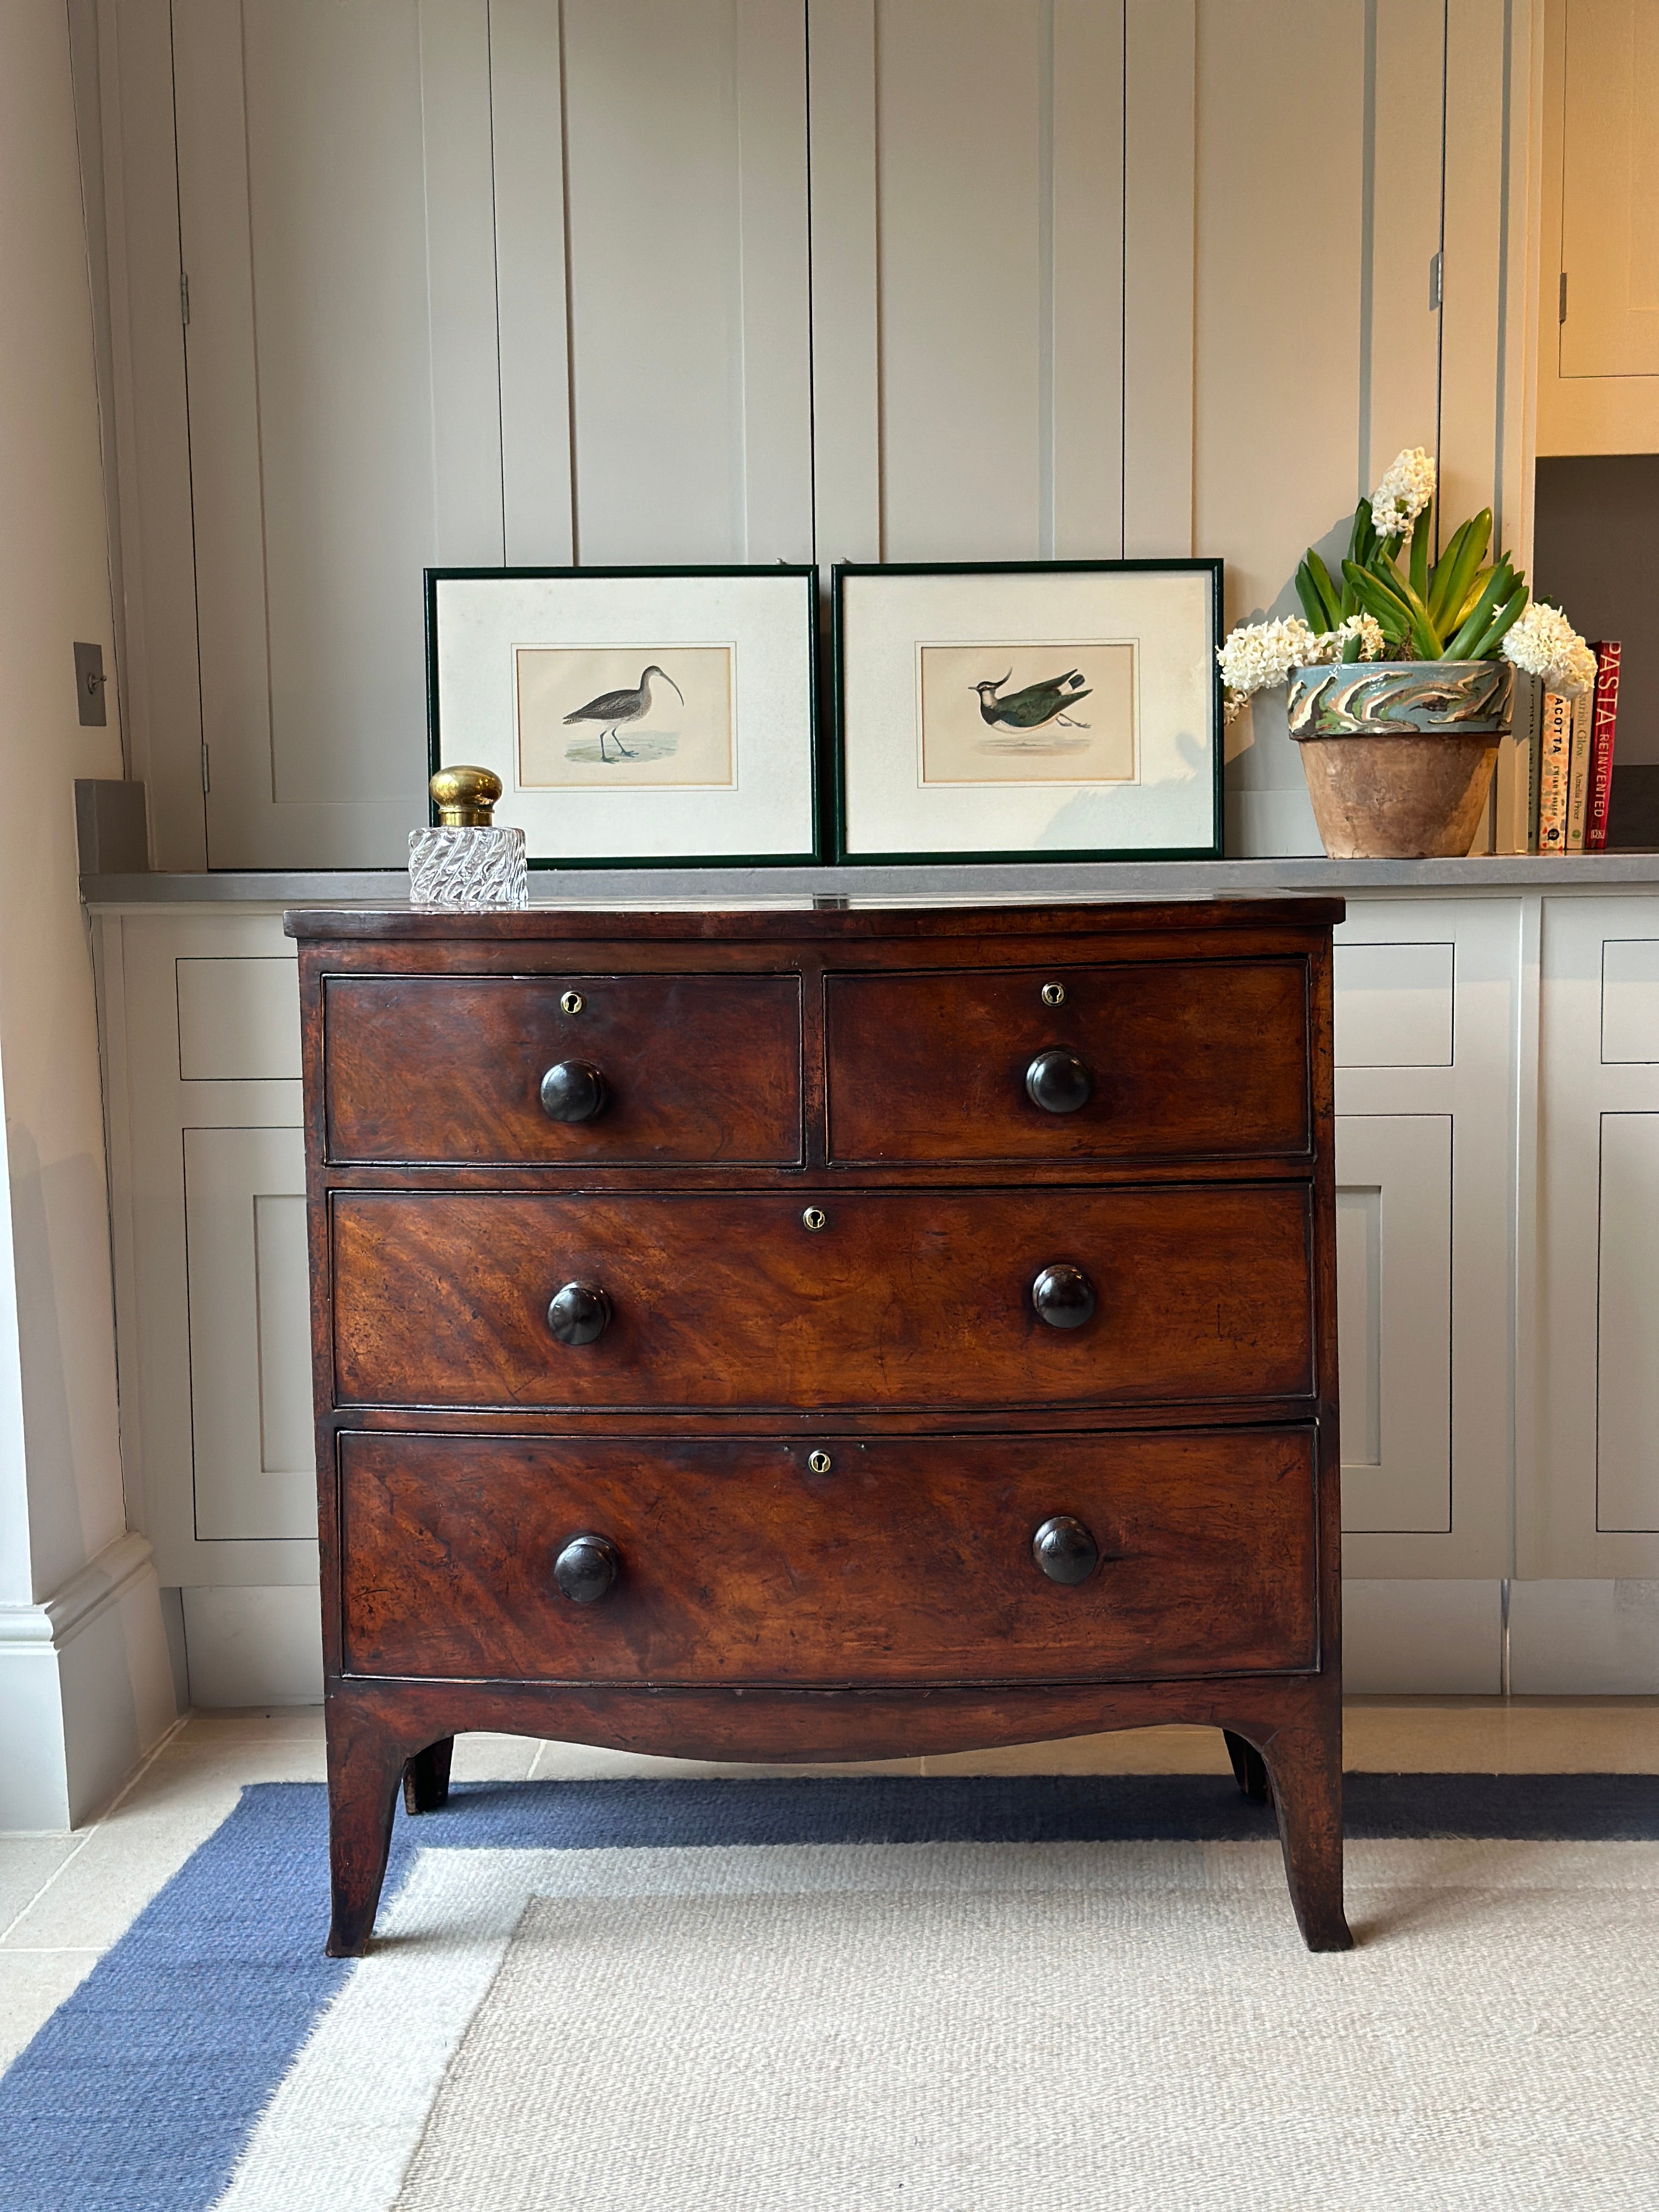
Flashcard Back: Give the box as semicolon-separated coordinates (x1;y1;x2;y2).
1559;0;1659;377
183;1125;315;1542
1331;900;1516;1581
1334;1115;1452;1534
1531;896;1659;1576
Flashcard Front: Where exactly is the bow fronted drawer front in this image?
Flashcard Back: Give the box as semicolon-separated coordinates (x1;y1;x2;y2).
824;960;1311;1166
322;972;803;1166
328;1184;1314;1413
337;1426;1319;1687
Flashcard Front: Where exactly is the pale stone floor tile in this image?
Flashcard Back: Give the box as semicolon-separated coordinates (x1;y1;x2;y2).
449;1733;540;1783
921;1726;1233;1778
0;1951;100;2070
0;1838;81;1936
178;1706;325;1742
1;1741;325;1954
1345;1696;1659;1773
526;1741;926;1782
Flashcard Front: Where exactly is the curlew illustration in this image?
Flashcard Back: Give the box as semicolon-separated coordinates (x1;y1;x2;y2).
562;664;685;761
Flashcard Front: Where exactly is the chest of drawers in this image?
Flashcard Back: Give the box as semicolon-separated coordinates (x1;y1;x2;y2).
288;896;1350;1955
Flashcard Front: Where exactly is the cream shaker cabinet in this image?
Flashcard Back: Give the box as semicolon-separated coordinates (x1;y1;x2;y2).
88;887;1659;1702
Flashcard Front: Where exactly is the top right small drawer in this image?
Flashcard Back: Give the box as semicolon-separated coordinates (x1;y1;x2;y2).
824;960;1311;1166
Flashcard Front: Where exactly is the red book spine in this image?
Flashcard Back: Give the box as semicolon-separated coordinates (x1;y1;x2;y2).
1585;641;1622;853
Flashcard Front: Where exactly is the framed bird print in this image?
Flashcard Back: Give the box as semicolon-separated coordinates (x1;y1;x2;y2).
831;561;1223;862
426;566;821;865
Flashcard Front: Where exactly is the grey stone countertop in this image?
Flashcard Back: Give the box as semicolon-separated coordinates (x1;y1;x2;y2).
80;852;1659;907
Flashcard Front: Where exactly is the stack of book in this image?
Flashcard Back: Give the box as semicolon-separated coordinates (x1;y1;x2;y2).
1494;642;1622;854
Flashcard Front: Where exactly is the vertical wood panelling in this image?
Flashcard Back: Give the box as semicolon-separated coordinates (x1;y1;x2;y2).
1123;0;1194;558
1364;0;1445;496
489;0;575;565
735;0;814;560
872;0;1043;559
102;1;1543;866
416;1;504;565
1051;0;1125;560
98;0;205;868
1194;0;1365;857
1193;0;1364;628
177;0;502;867
561;0;810;564
806;0;881;562
171;0;272;837
1440;0;1508;543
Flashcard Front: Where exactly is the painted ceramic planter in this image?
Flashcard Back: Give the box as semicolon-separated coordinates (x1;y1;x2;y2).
1285;659;1511;859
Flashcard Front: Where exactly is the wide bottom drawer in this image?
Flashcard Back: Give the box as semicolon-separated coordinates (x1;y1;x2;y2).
338;1426;1319;1687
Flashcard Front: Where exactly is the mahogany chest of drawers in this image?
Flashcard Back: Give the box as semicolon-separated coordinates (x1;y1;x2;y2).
287;896;1350;1954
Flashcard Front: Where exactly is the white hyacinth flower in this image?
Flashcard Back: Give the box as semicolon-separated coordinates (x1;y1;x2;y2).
1339;612;1389;661
1217;615;1320;719
1500;601;1598;696
1370;446;1436;539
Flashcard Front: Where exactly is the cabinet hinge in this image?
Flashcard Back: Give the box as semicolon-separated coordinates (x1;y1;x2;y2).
1428;251;1442;311
180;269;191;328
1559;269;1568;324
200;740;210;795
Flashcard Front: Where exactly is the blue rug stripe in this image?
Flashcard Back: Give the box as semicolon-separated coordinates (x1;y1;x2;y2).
3;1771;1658;2212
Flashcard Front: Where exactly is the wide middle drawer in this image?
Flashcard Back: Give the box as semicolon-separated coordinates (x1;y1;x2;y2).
337;1425;1319;1686
330;1184;1314;1411
323;973;803;1166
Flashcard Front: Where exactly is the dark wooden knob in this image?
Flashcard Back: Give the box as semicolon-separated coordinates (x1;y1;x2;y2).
547;1282;611;1345
540;1059;608;1122
553;1531;619;1603
1025;1048;1091;1114
1031;1263;1094;1329
1032;1515;1099;1584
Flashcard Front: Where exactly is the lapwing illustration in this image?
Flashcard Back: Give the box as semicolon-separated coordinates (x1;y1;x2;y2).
972;668;1092;733
562;664;685;761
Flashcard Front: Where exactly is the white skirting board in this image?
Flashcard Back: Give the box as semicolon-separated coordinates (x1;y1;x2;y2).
1342;1581;1503;1695
1508;1580;1659;1694
179;1584;325;1708
0;1534;178;1830
168;1579;1659;1716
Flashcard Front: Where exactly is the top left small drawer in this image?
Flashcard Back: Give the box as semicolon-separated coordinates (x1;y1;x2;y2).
322;973;803;1165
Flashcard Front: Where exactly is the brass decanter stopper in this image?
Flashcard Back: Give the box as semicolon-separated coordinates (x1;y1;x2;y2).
429;765;503;827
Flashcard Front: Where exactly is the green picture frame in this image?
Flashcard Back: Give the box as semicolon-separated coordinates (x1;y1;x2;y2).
831;559;1225;865
426;565;823;868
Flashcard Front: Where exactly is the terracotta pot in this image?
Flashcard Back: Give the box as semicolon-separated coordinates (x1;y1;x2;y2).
1284;659;1511;860
1291;731;1499;859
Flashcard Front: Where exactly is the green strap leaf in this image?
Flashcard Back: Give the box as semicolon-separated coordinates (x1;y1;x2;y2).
1409;501;1432;603
1305;549;1343;630
1468;583;1529;660
1444;562;1516;660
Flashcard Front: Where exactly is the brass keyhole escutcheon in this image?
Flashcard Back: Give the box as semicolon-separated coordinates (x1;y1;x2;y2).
561;990;584;1015
807;1450;832;1475
1041;980;1066;1007
802;1206;828;1232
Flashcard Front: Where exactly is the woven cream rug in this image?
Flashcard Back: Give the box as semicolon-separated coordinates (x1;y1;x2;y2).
213;1835;1659;2211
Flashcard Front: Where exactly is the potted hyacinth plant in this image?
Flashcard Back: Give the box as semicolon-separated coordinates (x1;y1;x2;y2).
1218;448;1597;857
